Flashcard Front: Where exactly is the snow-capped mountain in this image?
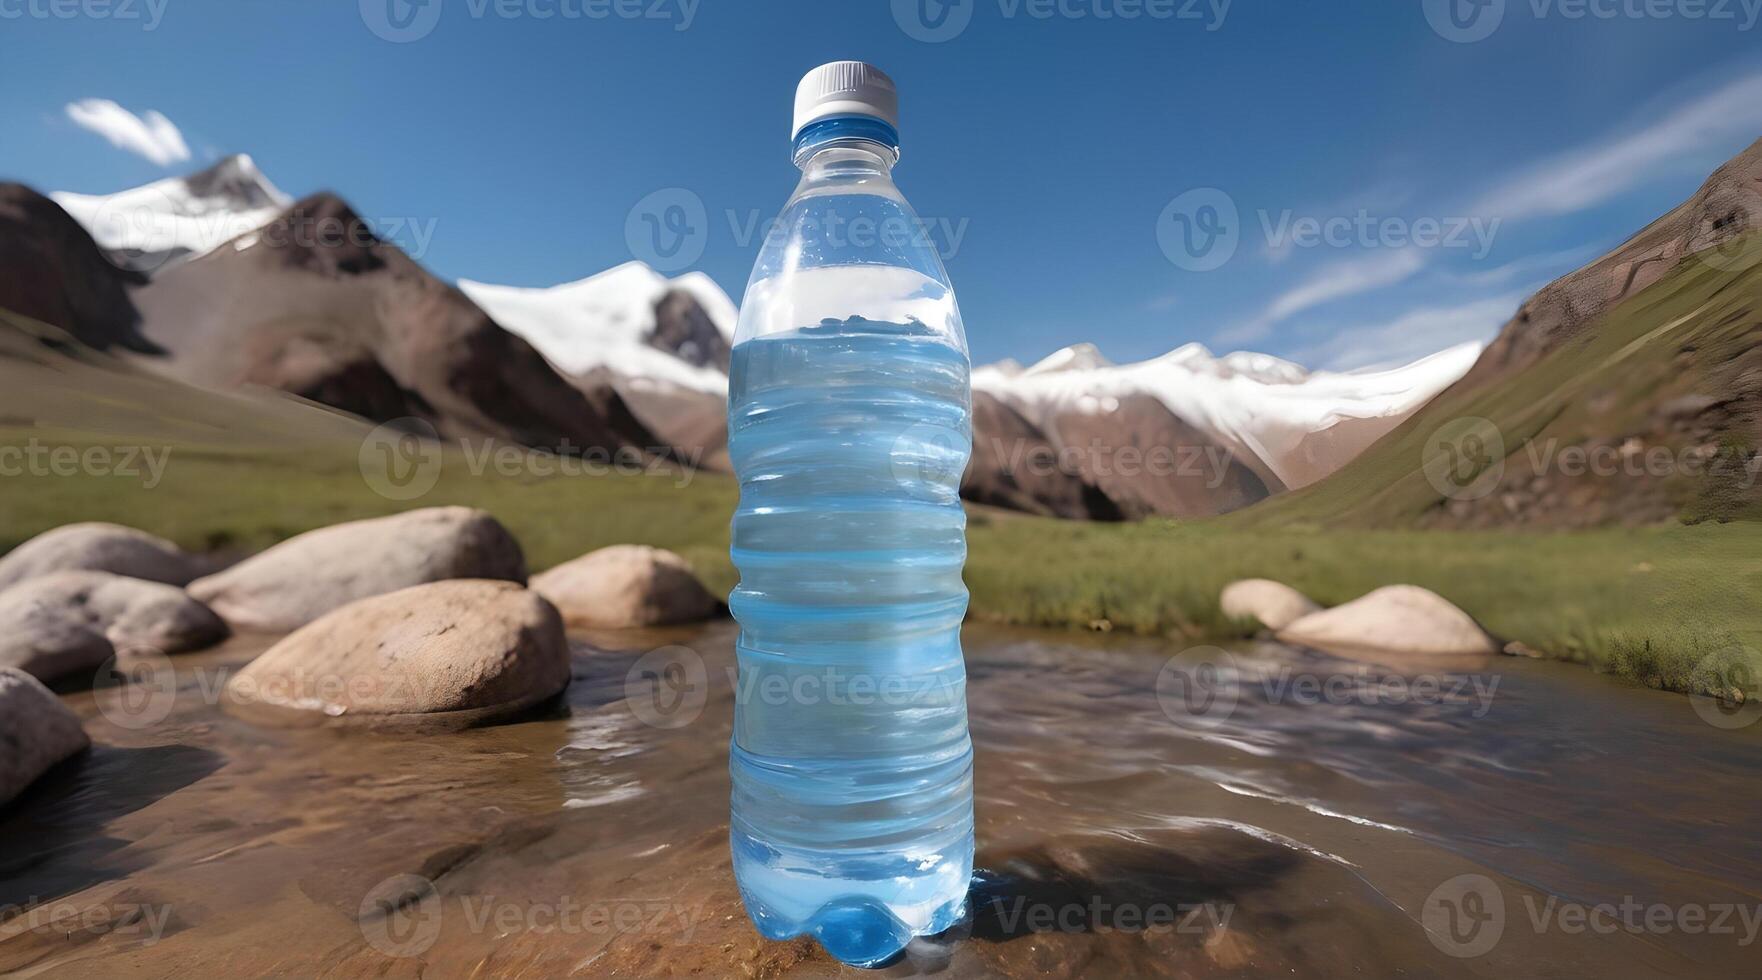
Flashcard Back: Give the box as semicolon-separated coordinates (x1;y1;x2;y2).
52;154;292;273
460;262;738;394
31;153;1482;516
976;341;1483;490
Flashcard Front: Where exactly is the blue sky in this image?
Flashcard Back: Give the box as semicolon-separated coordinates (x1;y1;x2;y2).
2;0;1760;369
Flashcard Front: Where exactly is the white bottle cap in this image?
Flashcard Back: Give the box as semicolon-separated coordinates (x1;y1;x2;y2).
792;61;899;141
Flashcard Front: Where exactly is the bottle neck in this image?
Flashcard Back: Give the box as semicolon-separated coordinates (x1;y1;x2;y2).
791;116;900;172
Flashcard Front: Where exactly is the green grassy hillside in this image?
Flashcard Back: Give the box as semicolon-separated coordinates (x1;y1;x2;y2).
1236;242;1762;529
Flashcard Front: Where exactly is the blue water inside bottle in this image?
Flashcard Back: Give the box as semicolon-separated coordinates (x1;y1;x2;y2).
727;317;974;967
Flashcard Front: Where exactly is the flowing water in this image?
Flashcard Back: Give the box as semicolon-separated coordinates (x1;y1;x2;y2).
2;621;1759;978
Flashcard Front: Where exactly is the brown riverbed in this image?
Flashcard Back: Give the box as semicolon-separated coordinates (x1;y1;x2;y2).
2;622;1759;978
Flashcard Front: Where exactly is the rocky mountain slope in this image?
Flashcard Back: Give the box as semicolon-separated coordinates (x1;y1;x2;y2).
0;183;151;352
125;192;656;452
1242;139;1762;529
1460;138;1762;393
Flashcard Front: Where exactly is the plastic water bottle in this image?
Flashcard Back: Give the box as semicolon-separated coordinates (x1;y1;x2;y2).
726;62;974;967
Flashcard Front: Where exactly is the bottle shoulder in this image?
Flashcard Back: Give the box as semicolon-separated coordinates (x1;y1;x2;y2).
735;184;965;354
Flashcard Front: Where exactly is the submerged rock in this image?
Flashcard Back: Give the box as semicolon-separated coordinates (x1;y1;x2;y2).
0;571;227;661
0;667;90;807
531;544;717;629
223;579;569;730
188;507;526;632
1277;585;1500;659
0;522;208;591
1219;579;1321;631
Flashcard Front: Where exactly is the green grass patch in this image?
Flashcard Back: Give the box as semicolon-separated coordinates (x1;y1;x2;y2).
4;307;1758;701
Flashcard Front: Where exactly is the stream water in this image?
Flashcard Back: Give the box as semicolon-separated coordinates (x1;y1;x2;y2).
2;621;1758;978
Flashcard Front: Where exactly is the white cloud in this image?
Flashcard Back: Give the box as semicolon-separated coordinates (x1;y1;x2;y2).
65;99;191;166
1259;180;1417;265
1441;245;1599;289
1470;72;1762;221
1293;291;1528;372
1217;248;1427;346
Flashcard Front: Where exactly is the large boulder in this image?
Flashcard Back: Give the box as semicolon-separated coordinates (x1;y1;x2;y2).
187;507;527;632
1277;585;1500;659
0;523;208;592
0;667;91;808
0;595;114;684
223;580;570;730
531;545;717;629
0;571;227;658
1220;579;1321;631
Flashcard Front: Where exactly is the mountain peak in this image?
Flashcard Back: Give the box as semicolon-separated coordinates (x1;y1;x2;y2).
1025;342;1111;375
182;153;292;211
1219;350;1309;384
51;153;297;273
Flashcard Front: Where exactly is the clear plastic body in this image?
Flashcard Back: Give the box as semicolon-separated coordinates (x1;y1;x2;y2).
726;123;974;967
